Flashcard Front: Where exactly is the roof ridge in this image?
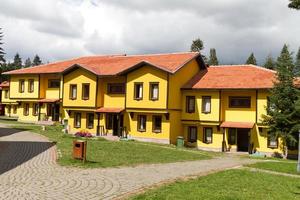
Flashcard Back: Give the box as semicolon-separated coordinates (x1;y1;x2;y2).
119;51;198;57
210;64;276;73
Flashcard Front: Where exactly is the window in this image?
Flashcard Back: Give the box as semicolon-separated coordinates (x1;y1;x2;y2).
7;105;11;114
19;80;25;93
82;83;90;100
28;79;34;93
186;96;195;113
24;103;29;116
202;96;211;113
69;84;77;100
267;133;278;148
107;83;125;94
137;115;146;132
86;113;94;129
48;79;60;88
47;104;52;116
188;126;197;143
149;83;159;100
229;96;251;108
13;105;17;114
32;103;39;116
152;115;162;133
228;128;236;145
106;114;113;129
4;90;9;98
203;127;213;144
134;83;143;100
74;112;81;128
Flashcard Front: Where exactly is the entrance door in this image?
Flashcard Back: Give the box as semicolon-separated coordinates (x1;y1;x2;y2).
52;104;60;121
237;129;249;152
112;115;119;136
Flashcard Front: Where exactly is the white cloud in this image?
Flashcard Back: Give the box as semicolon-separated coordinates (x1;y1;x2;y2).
0;0;300;65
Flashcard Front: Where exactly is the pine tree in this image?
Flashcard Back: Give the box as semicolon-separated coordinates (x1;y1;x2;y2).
32;54;42;66
288;0;300;9
190;38;204;52
208;48;219;65
13;53;22;69
245;53;257;65
24;58;32;68
263;55;275;70
0;28;5;64
262;44;299;158
294;47;300;76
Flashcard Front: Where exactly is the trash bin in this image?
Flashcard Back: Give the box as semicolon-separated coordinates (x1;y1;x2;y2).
177;136;184;148
73;140;87;162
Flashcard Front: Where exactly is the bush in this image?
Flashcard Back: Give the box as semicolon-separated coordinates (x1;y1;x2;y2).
75;130;93;138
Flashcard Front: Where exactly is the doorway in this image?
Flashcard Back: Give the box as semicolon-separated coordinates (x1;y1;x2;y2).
52;104;60;121
237;129;249;152
106;114;123;136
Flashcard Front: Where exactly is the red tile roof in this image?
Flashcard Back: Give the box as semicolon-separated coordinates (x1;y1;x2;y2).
220;121;254;129
95;107;124;113
0;81;9;88
182;65;277;89
3;52;200;75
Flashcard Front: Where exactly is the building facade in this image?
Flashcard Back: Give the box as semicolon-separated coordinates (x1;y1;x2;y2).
2;52;298;157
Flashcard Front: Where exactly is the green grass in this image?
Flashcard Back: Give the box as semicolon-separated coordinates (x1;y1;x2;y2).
247;161;299;175
130;169;300;200
9;124;212;168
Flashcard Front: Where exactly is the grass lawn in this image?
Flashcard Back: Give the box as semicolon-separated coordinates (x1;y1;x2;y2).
130;169;300;200
247;161;299;175
8;124;213;168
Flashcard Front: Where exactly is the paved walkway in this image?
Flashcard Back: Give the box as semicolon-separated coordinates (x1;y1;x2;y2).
0;124;255;200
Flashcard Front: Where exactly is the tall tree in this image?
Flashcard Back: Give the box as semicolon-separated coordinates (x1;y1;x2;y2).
24;57;32;68
262;44;299;158
0;28;5;64
245;53;257;65
288;0;300;9
190;38;204;52
263;55;275;70
32;54;42;66
13;53;22;69
294;47;300;76
208;48;219;65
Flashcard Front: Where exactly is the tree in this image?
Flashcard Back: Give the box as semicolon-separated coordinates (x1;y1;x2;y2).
190;38;204;52
245;53;257;65
294;47;300;76
32;54;42;66
208;48;219;65
262;44;299;158
24;58;32;68
0;28;5;64
263;55;275;70
13;53;22;69
288;0;300;9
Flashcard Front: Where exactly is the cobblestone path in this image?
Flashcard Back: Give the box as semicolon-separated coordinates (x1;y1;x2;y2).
0;125;255;199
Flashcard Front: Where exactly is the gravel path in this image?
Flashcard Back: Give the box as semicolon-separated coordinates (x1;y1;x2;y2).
0;124;255;200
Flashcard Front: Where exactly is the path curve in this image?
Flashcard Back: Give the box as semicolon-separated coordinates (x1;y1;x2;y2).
0;124;255;199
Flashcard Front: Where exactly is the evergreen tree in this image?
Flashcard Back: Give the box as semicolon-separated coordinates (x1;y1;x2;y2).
190;38;204;52
32;54;42;66
245;53;257;65
294;47;300;76
262;44;299;158
24;58;32;68
288;0;300;9
263;55;275;70
208;48;219;65
13;53;22;69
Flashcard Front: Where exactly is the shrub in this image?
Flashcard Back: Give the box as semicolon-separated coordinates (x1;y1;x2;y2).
74;130;93;138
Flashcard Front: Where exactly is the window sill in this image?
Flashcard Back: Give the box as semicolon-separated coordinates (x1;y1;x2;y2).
138;129;146;132
202;112;211;114
153;130;161;133
150;98;159;101
134;98;143;101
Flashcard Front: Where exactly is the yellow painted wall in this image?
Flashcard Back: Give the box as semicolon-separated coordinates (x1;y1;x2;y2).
126;65;168;109
221;90;256;122
9;75;39;99
1;88;16;103
257;90;269;123
97;76;126;108
168;59;200;109
181;90;220;121
63;68;97;108
68;111;99;134
39;74;61;99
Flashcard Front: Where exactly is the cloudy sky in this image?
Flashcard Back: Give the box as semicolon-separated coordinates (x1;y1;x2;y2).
0;0;300;65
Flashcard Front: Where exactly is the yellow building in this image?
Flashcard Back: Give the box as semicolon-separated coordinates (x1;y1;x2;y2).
2;54;298;157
